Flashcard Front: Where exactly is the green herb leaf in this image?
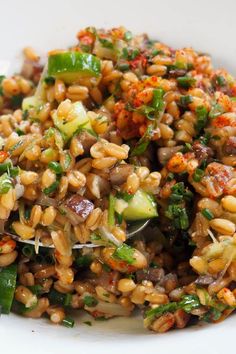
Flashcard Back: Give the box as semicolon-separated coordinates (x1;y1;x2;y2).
202;308;222;322
137;105;156;120
83;295;98;307
28;285;43;295
130;125;153;157
178;294;200;313
145;302;178;320
98;37;114;49
193;168;205;182
165;205;189;230
113;244;135;264
75;255;92;268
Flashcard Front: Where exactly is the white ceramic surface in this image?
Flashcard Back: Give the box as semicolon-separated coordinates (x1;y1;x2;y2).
0;0;235;353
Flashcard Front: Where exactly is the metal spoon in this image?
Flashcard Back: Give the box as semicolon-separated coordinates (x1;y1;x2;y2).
4;220;150;249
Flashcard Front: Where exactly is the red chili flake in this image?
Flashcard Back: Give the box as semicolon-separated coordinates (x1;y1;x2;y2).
91;311;106;318
133;98;142;107
231;85;236;96
129;54;147;70
151;76;158;83
212;115;236;128
0;151;9;163
80;35;93;45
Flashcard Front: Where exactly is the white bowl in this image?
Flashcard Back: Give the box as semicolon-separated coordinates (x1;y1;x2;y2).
0;0;235;353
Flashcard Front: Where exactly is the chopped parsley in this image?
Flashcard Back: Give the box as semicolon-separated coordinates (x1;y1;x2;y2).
83;295;98;307
113;244;135;264
130;124;154;157
75;255;92;268
98;37;114;49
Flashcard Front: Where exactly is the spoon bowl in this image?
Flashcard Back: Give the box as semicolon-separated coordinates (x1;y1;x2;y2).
4;220;150;250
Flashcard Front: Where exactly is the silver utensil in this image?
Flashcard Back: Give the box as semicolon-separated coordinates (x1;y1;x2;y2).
4;219;150;249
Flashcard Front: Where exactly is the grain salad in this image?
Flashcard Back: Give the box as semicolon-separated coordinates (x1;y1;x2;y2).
0;26;235;332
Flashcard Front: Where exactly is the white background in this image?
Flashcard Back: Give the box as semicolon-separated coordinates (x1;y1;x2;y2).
0;0;235;353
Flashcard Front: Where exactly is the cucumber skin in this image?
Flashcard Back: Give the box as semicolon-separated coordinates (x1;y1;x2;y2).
48;52;101;82
0;264;17;314
122;190;158;221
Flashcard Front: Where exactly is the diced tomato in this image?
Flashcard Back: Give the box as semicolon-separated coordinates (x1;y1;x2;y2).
0;151;9;163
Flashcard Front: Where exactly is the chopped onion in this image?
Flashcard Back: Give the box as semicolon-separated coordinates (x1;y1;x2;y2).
37;193;57;207
15;183;25;199
99;226;122;246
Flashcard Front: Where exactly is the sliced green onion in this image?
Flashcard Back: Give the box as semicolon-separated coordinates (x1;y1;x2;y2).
48;161;63;174
108;194;116;226
64;293;72;306
177;76;196;89
201;208;214;220
193;168;205;182
179;209;189;230
43;180;59;195
62;317;75;328
117;63;130;72
28;285;43;295
195;106;208;134
179;95;193;107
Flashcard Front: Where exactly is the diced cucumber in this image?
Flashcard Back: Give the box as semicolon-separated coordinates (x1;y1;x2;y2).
122;190;158;221
48;52;101;84
52;101;92;140
22;96;43;111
